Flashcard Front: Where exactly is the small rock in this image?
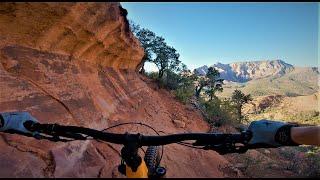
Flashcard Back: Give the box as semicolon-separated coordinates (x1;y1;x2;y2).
264;150;271;154
185;105;194;111
180;116;188;122
230;167;242;177
234;163;246;169
283;170;294;175
173;120;186;128
2;58;18;69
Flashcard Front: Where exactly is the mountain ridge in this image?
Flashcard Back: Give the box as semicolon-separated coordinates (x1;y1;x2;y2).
216;66;319;97
194;60;300;83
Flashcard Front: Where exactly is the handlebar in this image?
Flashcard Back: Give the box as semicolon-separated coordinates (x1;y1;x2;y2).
23;121;254;154
24;121;250;144
24;121;255;153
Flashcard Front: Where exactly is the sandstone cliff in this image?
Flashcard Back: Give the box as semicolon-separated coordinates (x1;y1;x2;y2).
0;2;143;69
0;2;234;177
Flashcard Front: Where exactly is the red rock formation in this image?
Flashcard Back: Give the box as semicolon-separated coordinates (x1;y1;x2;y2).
0;2;235;177
0;2;143;70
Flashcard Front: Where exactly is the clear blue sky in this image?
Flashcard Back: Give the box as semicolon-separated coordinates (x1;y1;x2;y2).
121;2;318;71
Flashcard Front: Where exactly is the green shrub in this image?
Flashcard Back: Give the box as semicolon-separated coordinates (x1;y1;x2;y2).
310;110;319;118
291;111;320;125
290;150;320;177
280;146;320;177
201;98;238;127
164;70;181;90
174;87;194;104
145;71;159;80
303;154;320;177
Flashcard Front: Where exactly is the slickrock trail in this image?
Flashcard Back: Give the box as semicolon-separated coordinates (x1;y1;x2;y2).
0;2;239;177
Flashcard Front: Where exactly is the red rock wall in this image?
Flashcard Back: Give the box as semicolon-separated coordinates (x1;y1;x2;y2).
0;2;232;178
0;2;143;70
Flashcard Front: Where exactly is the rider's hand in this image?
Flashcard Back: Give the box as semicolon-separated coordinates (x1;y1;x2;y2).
247;119;300;147
0;111;39;135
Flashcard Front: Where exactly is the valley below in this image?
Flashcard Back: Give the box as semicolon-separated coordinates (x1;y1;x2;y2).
196;60;319;125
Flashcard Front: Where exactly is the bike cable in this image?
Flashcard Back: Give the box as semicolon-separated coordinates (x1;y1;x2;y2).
93;121;165;168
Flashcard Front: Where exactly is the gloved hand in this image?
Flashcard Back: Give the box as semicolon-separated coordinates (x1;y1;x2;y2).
0;111;39;135
247;119;299;147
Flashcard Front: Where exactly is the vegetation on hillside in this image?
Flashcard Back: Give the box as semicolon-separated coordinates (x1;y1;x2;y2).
131;21;319;129
231;90;253;123
198;67;224;100
130;21;258;128
247;107;320;126
130;21;182;80
131;21;319;178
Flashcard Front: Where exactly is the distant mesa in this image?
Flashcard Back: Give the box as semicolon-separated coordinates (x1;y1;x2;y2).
194;60;295;83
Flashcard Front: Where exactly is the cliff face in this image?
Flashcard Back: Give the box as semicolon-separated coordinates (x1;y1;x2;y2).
0;2;143;69
0;3;233;178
